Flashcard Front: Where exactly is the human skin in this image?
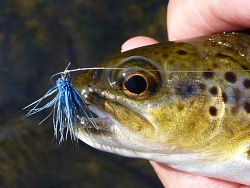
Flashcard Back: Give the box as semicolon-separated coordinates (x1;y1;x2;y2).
121;0;250;187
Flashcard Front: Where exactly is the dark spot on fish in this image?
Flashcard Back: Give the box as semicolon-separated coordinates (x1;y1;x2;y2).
203;70;214;79
177;103;185;111
198;83;206;90
222;91;228;103
212;63;219;68
190;100;195;106
187;85;193;93
244;101;250;113
209;86;218;96
176;82;199;98
154;51;159;55
176;50;188;55
162;53;168;58
209;106;217;116
243;79;250;88
225;72;237;83
231;106;239;115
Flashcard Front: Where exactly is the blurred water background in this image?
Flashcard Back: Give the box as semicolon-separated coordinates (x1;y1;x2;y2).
0;1;168;187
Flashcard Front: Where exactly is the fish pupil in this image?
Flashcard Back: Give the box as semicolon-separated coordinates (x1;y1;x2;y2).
124;75;147;94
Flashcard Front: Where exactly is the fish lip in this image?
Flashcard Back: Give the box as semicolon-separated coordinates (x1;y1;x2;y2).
85;88;120;125
76;103;138;156
76;103;129;152
78;103;118;132
78;87;115;131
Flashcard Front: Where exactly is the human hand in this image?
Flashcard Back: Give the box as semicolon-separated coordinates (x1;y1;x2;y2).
167;0;250;41
121;0;250;187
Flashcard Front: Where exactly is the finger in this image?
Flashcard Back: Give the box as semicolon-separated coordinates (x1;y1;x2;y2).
121;36;159;52
167;0;250;40
150;161;250;188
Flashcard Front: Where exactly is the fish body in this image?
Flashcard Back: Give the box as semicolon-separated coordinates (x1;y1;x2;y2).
73;32;250;184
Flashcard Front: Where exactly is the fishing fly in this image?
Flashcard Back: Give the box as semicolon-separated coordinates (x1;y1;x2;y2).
24;64;98;143
24;64;125;143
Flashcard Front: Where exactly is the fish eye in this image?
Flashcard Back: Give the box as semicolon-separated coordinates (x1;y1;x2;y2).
109;56;162;99
118;70;158;99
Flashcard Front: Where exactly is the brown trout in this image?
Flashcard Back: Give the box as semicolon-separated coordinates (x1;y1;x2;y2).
73;32;250;185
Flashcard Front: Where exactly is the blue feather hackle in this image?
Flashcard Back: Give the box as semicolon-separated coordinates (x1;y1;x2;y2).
24;73;96;143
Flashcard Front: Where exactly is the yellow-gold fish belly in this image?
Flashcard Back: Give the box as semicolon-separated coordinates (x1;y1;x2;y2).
73;32;250;185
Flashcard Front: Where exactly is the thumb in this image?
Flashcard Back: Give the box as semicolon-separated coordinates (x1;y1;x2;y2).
121;36;158;52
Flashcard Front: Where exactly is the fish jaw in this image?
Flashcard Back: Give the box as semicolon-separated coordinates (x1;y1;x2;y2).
76;117;250;185
74;89;250;185
75;99;168;157
76;113;250;185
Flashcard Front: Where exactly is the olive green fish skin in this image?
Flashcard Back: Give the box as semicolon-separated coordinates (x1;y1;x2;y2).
74;32;250;185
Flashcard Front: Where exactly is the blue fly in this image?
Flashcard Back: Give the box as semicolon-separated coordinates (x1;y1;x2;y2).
24;65;97;143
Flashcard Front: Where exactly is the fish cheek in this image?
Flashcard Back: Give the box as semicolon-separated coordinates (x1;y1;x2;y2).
149;98;215;148
104;101;154;140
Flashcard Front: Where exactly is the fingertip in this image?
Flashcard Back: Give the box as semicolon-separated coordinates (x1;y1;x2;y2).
121;36;159;52
150;161;243;188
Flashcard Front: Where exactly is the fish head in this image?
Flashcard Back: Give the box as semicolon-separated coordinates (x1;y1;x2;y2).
73;33;250;184
73;52;168;156
74;40;249;156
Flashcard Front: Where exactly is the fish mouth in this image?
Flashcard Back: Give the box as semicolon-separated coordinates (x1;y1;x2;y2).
75;90;160;157
76;103;157;159
75;93;156;158
77;103;118;133
76;88;124;133
75;101;132;154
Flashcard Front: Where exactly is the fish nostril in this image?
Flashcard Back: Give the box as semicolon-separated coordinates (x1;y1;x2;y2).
92;71;98;79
